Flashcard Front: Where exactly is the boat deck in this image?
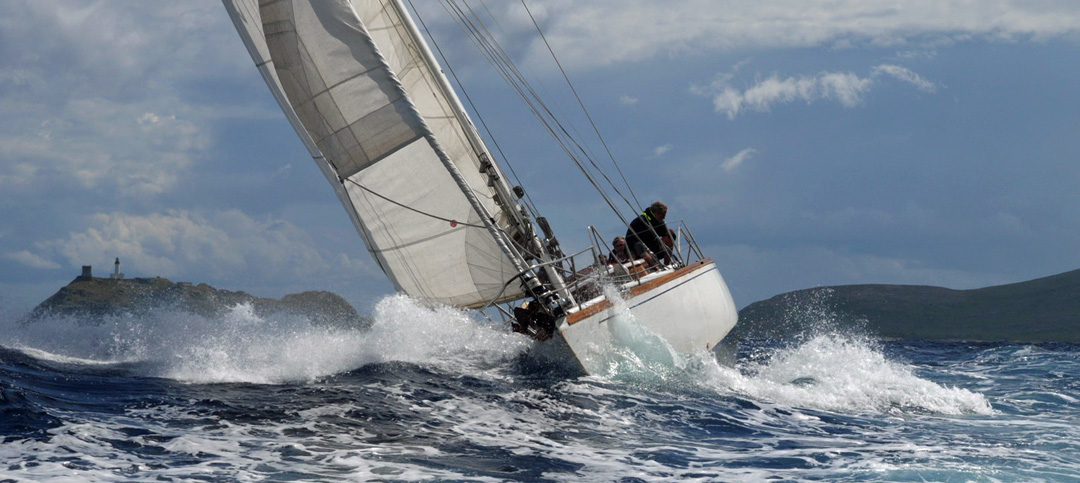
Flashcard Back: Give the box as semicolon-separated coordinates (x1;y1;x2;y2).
565;259;713;325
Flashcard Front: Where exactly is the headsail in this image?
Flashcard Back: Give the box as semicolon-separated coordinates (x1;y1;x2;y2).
223;0;528;307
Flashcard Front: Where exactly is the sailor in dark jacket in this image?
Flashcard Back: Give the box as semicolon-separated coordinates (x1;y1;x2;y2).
626;201;675;268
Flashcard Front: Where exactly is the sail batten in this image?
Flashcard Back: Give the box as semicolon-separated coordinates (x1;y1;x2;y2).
224;0;526;307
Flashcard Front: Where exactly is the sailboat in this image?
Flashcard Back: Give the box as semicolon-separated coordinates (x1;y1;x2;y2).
222;0;738;375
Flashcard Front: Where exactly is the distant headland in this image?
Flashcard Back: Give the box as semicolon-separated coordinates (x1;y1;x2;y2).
734;268;1080;343
30;262;370;329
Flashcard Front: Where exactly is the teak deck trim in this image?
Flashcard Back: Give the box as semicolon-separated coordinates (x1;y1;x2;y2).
565;258;713;325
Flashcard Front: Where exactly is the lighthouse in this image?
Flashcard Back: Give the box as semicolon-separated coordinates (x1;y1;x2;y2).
110;257;124;280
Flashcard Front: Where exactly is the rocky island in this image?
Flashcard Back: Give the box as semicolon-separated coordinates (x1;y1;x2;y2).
30;265;370;329
734;268;1080;343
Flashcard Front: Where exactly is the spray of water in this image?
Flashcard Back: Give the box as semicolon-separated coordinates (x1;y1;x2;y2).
590;284;686;380
3;287;994;415
723;334;993;415
700;293;994;416
567;285;992;415
2;294;530;384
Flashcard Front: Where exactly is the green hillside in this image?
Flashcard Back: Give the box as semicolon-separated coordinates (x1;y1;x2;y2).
734;268;1080;342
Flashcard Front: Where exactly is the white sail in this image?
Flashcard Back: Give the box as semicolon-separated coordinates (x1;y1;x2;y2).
223;0;525;307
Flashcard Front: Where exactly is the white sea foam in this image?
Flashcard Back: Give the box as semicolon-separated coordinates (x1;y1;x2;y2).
8;346;120;366
558;286;993;416
4;290;992;416
360;293;530;368
700;334;995;416
3;293;1071;482
1;294;532;384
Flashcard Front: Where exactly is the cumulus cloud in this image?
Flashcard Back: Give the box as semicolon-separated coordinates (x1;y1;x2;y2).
0;2;239;92
472;1;1080;70
705;72;872;119
4;250;61;270
653;144;673;157
0;2;235;198
0;3;389;299
697;64;938;119
0;102;208;197
26;210;369;284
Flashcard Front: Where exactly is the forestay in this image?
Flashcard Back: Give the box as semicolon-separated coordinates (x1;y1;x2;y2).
223;0;525;308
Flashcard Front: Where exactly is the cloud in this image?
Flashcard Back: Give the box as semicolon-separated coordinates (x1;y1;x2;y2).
26;210;374;284
0;2;237;199
0;3;391;301
698;71;871;119
0;2;240;92
0;102;209;197
653;144;672;157
620;94;640;105
873;64;938;92
697;64;938;119
4;250;61;270
271;163;294;180
721;148;757;172
892;49;939;62
496;1;1080;69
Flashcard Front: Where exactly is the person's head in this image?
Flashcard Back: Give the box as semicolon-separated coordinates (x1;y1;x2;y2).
649;201;667;221
612;236;627;252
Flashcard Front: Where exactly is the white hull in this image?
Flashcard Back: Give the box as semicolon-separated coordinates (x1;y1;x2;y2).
554;259;738;375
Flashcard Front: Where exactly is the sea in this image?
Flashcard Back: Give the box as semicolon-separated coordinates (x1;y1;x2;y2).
2;293;1079;482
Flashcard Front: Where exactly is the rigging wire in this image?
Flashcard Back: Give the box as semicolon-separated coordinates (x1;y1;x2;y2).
465;0;633;212
408;0;542;218
440;0;637;226
465;0;638;218
518;0;643;214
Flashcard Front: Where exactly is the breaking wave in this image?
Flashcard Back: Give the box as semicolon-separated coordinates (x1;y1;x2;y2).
2;294;528;384
4;291;990;415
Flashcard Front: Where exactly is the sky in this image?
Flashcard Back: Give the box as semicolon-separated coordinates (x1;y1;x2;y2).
2;1;1079;314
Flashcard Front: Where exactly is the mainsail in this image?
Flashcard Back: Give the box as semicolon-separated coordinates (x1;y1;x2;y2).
223;0;529;307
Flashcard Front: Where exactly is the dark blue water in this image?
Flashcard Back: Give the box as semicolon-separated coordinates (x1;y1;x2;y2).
2;294;1079;481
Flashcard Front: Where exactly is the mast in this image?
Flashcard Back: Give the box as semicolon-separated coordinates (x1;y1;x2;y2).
386;0;529;267
389;1;524;231
390;0;573;309
223;0;572;309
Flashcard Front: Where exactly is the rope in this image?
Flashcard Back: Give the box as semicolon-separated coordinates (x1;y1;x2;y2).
342;176;485;229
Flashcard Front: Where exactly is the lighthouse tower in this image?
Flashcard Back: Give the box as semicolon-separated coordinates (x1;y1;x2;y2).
110;257;124;280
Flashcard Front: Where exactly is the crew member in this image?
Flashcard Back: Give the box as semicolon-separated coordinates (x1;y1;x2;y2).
625;201;675;268
608;236;632;264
